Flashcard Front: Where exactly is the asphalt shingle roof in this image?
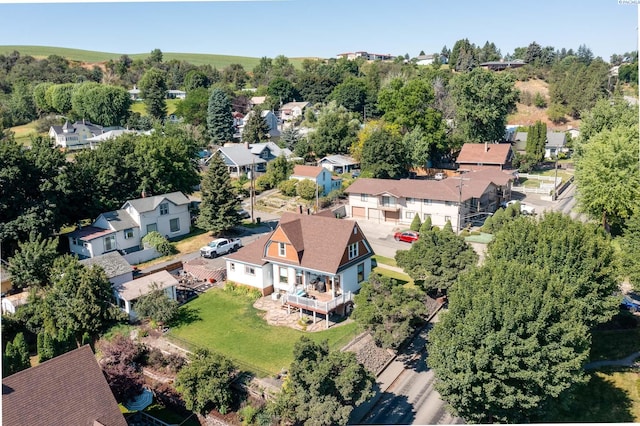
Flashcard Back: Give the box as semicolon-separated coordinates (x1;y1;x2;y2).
80;251;132;279
2;345;127;426
456;143;512;165
114;270;178;301
101;209;138;231
125;191;190;213
218;145;267;167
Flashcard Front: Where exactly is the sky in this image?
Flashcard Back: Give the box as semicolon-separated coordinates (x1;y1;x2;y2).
0;0;638;62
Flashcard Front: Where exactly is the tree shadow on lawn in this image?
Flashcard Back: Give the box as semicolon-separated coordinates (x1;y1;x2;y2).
544;369;636;422
169;305;202;328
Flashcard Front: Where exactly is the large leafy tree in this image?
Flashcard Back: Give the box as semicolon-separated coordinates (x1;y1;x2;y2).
133;282;179;325
574;125;640;232
352;273;427;349
7;234;58;290
98;334;145;403
576;96;638;151
428;260;591;423
486;212;619;327
329;77;369;114
138;67;168;120
360;122;408;179
395;225;478;294
175;348;236;414
134;131;200;196
207;88;234;144
71;83;131;126
266;76;300;110
621;213;640;291
242;108;271;143
449;67;518;142
197;153;240;235
174;87;209;126
309;101;361;158
46;83;76;115
273;337;374;426
40;255;120;345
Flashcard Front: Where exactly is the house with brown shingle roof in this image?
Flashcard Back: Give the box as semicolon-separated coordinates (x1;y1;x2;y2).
290;165;341;196
345;170;514;232
224;212;375;300
2;345;127;426
456;142;513;171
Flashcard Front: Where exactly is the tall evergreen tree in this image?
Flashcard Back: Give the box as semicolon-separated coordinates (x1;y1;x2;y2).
242;108;270;144
197;153;240;235
138;67;168;120
207;88;234;144
3;333;31;377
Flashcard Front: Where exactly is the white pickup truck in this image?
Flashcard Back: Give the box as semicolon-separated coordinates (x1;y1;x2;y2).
200;238;242;258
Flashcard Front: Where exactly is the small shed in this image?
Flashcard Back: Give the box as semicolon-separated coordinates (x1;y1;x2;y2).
114;270;178;321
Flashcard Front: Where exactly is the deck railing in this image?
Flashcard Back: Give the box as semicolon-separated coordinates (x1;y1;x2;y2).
283;291;354;313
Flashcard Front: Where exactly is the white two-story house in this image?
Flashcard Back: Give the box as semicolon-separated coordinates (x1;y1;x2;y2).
345;169;513;232
68;192;191;259
225;211;375;299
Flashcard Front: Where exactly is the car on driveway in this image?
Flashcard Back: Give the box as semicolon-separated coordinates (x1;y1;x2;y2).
237;208;250;219
502;200;536;215
621;295;640;313
394;230;419;243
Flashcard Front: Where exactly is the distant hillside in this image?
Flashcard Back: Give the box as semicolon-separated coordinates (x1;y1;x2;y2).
0;45;311;70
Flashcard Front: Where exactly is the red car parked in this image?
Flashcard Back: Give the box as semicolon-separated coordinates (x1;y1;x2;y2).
394;230;419;243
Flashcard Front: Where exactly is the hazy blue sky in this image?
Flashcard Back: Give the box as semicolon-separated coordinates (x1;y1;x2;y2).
1;0;638;61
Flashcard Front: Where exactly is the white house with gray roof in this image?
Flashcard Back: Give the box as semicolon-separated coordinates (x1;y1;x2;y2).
216;145;268;177
113;270;178;321
67;191;191;259
49;120;126;150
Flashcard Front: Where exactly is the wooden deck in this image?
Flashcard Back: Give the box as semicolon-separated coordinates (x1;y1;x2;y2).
283;292;354;316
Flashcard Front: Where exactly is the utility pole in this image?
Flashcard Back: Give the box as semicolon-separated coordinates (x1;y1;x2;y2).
456;173;470;234
250;159;255;223
553;154;559;201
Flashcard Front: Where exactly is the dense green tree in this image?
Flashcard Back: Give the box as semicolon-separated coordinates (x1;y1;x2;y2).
207;88;234;144
146;48;163;66
71;83;131;126
266;77;300;110
46;83;76;115
449;39;477;72
352;273;427;349
574;125;640;232
309;101;360;157
329;77;369;114
576;96;638;149
396;225;478;294
428;259;591;423
32;81;53;114
8;234;58;290
139;67;168;120
410;213;422;231
0;137;66;253
174;87;209;126
487;213;619;326
2;332;31;377
477;41;501;63
525;120;547;163
524;41;543;65
280;126;301;151
221;63;248;90
360;124;408;179
183;69;210;91
41;256;120;345
251;56;273;87
175;348;236;414
296;179;318;201
134;132;200;196
133;282;179;325
273;337;374;426
420;215;432;233
197;153;240;235
449;67;518;142
265;154;294;188
242;108;271;143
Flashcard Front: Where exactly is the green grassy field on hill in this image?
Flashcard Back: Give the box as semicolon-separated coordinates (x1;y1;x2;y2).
0;45;309;70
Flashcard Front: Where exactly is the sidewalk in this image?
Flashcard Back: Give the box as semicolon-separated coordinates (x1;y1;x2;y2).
584;351;640;370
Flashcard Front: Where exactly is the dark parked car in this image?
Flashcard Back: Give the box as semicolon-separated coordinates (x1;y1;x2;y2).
238;209;250;219
393;230;419;243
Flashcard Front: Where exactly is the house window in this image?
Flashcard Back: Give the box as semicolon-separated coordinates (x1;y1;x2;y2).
147;223;158;234
348;242;359;260
406;197;414;204
279;267;288;284
445;201;455;206
357;263;365;283
230;263;235;272
381;196;395;207
245;265;255;276
104;235;116;252
159;203;169;215
278;242;286;257
361;194;368;202
124;228;134;239
170;218;180;232
405;211;416;219
423;199;432;205
71;237;80;246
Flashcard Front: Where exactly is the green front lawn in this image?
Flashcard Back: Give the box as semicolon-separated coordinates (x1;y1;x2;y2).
168;289;359;376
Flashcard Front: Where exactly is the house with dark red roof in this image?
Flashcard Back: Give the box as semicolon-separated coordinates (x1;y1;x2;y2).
345;169;514;232
456;142;514;172
224;212;375;310
2;345;127;426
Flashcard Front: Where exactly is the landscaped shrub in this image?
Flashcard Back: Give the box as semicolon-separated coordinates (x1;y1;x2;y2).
534;92;547;108
296;179;317;200
410;214;422;231
142;231;176;256
165;353;186;373
255;175;272;192
278;179;298;197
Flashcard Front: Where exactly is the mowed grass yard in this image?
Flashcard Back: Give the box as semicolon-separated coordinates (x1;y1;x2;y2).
168;288;360;376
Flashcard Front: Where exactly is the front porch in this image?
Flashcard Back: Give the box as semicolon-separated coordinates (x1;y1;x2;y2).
281;292;354;329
